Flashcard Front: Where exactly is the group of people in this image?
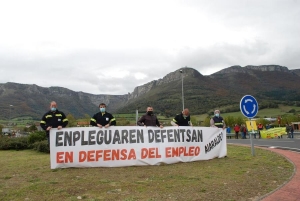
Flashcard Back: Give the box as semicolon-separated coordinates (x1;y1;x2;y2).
286;123;295;138
233;124;249;139
232;123;264;139
40;101;198;145
43;101;299;144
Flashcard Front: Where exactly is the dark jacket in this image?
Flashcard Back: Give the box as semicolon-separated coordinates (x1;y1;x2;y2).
90;112;116;126
137;113;161;127
40;110;68;136
212;116;224;128
172;113;191;126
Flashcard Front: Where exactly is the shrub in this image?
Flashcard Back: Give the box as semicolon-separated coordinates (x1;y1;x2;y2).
0;136;10;150
32;140;49;153
0;136;29;150
28;131;46;145
288;109;296;113
117;117;131;126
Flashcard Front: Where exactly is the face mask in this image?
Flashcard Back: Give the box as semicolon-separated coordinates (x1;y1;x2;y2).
147;111;153;115
183;115;188;118
215;113;219;117
100;108;105;113
51;107;56;112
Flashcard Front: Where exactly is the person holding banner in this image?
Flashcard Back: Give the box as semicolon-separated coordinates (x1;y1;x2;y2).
90;103;116;128
40;101;69;145
210;110;226;129
171;108;193;126
137;106;163;128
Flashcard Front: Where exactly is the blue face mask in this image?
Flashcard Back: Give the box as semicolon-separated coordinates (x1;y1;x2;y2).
100;108;105;113
215;113;219;117
51;107;56;112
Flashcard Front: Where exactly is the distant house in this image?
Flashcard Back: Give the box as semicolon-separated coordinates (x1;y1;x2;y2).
263;118;277;122
2;128;11;135
76;122;90;127
35;122;43;131
291;122;300;131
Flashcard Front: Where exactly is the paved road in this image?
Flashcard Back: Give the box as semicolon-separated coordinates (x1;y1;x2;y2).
227;133;300;152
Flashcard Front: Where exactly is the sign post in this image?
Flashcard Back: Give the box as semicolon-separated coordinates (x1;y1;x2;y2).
240;95;259;156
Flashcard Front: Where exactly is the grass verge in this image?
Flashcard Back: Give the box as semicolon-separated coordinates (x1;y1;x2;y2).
0;145;294;201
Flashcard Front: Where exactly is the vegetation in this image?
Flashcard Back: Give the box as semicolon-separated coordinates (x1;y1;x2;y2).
0;131;48;153
0;145;293;200
2;105;300;132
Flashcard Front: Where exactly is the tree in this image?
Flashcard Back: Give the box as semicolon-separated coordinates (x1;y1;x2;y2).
203;116;211;127
190;116;198;126
84;114;91;123
29;124;37;132
67;114;76;127
224;116;235;128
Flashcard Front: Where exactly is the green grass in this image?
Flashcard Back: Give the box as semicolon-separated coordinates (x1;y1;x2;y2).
0;116;38;127
0;145;294;201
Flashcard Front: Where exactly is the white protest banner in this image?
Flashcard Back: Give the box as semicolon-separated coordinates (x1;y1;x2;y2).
50;126;227;169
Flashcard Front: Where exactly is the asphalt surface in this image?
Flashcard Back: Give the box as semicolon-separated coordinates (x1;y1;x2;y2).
227;133;300;152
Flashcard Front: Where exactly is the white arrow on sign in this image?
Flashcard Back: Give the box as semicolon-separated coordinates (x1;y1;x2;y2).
243;105;250;114
245;99;253;103
251;104;256;114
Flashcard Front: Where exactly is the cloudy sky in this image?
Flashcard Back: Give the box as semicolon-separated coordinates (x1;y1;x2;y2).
0;0;299;95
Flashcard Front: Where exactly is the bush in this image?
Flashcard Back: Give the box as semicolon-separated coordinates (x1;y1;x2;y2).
0;136;29;150
117;117;131;126
32;140;49;153
28;131;46;145
288;109;296;113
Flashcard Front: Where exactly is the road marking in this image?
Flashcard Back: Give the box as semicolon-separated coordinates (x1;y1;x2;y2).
257;140;295;142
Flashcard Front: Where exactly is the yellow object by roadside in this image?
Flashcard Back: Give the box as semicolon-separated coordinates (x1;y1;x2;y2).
260;127;286;139
246;120;258;131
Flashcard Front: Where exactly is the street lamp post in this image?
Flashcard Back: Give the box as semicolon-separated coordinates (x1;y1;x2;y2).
179;69;184;110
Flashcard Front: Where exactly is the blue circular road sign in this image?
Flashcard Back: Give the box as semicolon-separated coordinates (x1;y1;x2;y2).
240;95;258;118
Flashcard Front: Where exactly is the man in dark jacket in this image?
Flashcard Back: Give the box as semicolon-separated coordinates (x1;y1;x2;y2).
90;103;116;128
210;110;226;129
171;108;192;126
137;106;163;128
40;101;68;145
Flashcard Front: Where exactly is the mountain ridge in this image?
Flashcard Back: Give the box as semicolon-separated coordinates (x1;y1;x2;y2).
1;65;299;119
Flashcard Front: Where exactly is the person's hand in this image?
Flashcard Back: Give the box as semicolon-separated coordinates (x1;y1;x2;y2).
105;124;110;128
57;126;62;130
160;125;164;128
46;126;52;131
97;124;103;128
144;125;147;127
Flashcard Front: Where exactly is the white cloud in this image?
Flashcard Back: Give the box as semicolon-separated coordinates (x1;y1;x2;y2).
134;73;147;80
0;0;300;94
